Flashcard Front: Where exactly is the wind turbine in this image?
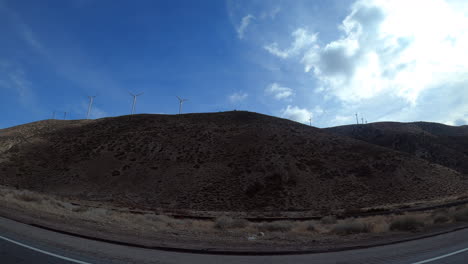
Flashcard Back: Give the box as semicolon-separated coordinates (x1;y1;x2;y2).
309;116;312;126
86;96;96;119
361;117;364;124
176;96;188;114
355;113;359;125
129;92;144;115
63;111;67;120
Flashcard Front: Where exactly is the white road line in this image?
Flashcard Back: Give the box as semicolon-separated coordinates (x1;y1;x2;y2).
410;247;468;264
0;234;93;264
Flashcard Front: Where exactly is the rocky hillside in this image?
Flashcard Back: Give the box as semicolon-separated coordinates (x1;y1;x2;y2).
1;112;467;214
325;122;468;175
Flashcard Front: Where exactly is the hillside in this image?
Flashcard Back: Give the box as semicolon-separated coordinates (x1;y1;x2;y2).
1;112;468;215
325;122;468;175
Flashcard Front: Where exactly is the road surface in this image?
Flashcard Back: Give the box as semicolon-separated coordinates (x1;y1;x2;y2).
0;216;468;264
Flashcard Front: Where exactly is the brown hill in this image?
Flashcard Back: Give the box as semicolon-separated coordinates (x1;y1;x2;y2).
1;112;467;214
325;122;468;175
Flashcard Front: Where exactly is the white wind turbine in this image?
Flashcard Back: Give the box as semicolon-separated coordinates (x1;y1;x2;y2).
176;96;188;114
86;95;96;119
129;92;144;115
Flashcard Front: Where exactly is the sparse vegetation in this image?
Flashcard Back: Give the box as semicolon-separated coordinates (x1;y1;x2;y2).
257;221;294;232
306;221;316;232
431;208;451;224
14;191;42;203
452;207;468;222
72;206;88;213
1;184;468;250
390;215;425;231
332;221;372;235
214;216;249;230
433;214;450;224
321;216;337;225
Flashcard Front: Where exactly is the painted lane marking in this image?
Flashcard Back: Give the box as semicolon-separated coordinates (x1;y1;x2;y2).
0;234;93;264
410;247;468;264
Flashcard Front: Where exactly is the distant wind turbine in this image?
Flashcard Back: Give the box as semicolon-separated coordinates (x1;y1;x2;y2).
129;92;144;115
176;96;188;114
86;96;96;119
355;113;359;125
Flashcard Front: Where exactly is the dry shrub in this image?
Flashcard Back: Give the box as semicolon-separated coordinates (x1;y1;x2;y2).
14;192;41;203
144;214;174;223
433;214;450;224
452;207;468;222
430;208;451;224
214;216;249;230
321;216;337;225
431;208;449;217
390;215;425;231
72;206;88;213
305;221;315;232
82;207;112;219
257;221;293;232
332;221;372;235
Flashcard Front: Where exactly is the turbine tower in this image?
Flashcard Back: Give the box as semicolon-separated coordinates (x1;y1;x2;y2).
355;113;359;125
361;117;364;124
63;111;67;120
176;96;188;115
309;116;312;126
86;96;96;119
129;92;144;115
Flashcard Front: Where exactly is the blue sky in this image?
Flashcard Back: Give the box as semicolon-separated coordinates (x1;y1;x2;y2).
1;0;467;129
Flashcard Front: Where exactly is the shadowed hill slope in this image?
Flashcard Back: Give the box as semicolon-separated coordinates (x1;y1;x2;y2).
325;122;468;175
1;112;468;214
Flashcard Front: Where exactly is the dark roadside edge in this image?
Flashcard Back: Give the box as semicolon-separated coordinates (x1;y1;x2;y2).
0;209;468;256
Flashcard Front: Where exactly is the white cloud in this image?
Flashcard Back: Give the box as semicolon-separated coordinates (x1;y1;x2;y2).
332;115;354;125
313;105;324;116
307;0;468;104
0;62;36;107
266;0;468;125
229;92;248;103
237;14;255;39
265;83;294;100
260;6;281;20
281;105;312;123
264;28;318;58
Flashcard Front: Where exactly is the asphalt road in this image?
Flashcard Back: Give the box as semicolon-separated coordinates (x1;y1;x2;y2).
1;216;468;264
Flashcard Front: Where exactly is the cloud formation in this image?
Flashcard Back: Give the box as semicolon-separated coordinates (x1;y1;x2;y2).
265;83;294;100
0;61;34;105
281;105;312;123
265;0;468;125
229;92;248;103
237;14;255;39
264;28;317;58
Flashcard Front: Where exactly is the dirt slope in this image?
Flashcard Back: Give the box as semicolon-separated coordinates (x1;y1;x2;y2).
325;122;468;175
1;112;467;214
